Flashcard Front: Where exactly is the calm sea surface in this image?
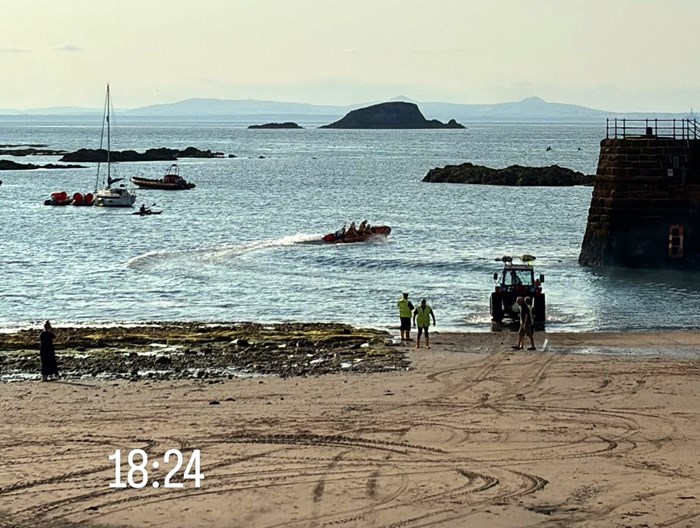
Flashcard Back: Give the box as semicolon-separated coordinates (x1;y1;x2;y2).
2;120;700;333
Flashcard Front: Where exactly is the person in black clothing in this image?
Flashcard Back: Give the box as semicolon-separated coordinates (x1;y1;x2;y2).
39;320;59;381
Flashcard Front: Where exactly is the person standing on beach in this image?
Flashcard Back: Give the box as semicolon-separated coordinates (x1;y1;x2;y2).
512;297;536;351
397;292;415;342
413;299;436;349
39;320;59;381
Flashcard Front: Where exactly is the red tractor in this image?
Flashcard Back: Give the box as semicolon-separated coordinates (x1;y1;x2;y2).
490;255;545;330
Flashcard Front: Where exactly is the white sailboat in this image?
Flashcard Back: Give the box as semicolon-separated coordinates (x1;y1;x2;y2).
94;84;136;207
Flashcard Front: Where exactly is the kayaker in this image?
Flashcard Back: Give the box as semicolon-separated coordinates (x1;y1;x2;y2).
140;203;148;215
413;299;436;349
397;292;414;342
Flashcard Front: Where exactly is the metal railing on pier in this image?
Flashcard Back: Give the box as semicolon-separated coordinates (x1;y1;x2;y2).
606;118;699;140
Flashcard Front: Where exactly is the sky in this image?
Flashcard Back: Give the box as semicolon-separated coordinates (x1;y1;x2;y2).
1;0;699;112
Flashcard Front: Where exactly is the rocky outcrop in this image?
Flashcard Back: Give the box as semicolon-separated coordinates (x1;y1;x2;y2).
60;146;225;163
0;322;407;380
248;122;303;129
0;147;67;156
423;163;594;186
0;160;85;170
321;102;465;129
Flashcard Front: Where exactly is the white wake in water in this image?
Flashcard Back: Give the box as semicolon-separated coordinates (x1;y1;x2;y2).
126;233;321;270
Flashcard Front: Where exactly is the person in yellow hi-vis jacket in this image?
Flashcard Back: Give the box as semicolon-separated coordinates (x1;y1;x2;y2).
397;292;415;342
413;298;436;349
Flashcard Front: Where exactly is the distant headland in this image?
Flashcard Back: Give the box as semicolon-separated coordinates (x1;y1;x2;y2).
320;102;465;129
423;163;594;186
248;122;303;129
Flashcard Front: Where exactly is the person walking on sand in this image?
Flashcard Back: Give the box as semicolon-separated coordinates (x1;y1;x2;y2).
413;299;436;349
512;297;536;351
39;320;59;381
397;292;415;342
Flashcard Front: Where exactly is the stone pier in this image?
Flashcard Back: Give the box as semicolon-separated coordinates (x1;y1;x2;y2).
579;121;700;269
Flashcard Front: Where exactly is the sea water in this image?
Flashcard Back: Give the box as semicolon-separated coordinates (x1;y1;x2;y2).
1;120;699;333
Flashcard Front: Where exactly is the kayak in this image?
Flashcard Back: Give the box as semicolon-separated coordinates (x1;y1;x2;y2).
322;225;391;244
132;210;163;216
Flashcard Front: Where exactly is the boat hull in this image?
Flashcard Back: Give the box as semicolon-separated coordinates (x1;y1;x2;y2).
322;226;391;244
95;188;136;207
131;177;196;190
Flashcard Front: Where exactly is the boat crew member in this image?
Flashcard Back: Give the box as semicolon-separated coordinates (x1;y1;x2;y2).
358;220;368;233
413;299;436;349
347;221;357;236
397;292;414;342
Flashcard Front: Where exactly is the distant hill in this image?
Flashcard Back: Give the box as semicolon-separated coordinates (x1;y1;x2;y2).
125;98;348;117
419;96;610;122
0;96;691;122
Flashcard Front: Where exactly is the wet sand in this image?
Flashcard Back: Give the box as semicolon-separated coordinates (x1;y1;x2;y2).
0;330;699;528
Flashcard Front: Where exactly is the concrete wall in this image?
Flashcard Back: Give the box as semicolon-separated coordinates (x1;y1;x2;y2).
579;137;700;268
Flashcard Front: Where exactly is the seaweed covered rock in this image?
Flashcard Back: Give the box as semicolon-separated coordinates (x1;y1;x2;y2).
423;163;594;186
60;147;225;162
0;322;408;380
0;160;85;170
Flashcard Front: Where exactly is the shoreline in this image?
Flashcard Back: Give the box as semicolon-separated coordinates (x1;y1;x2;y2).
3;317;699;336
2;323;699;383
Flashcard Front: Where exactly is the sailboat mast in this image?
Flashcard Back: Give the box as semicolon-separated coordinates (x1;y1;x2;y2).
106;84;111;187
94;84;109;192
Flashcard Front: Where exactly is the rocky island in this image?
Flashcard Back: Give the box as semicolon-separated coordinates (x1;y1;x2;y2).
248;122;303;129
321;102;465;129
0;160;85;171
60;146;225;163
0;146;68;156
423;163;594;186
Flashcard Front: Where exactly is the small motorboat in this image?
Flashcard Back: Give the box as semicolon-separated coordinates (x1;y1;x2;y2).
44;191;72;206
131;164;196;190
322;225;391;244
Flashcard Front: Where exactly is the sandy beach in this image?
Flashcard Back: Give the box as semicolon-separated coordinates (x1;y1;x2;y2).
1;330;699;528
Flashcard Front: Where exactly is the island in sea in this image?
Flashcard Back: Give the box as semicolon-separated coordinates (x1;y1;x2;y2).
0;160;85;171
60;146;225;163
423;163;594;186
247;122;303;129
320;101;465;129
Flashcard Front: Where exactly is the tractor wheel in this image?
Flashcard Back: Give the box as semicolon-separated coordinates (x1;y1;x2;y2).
533;293;546;331
490;293;503;324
